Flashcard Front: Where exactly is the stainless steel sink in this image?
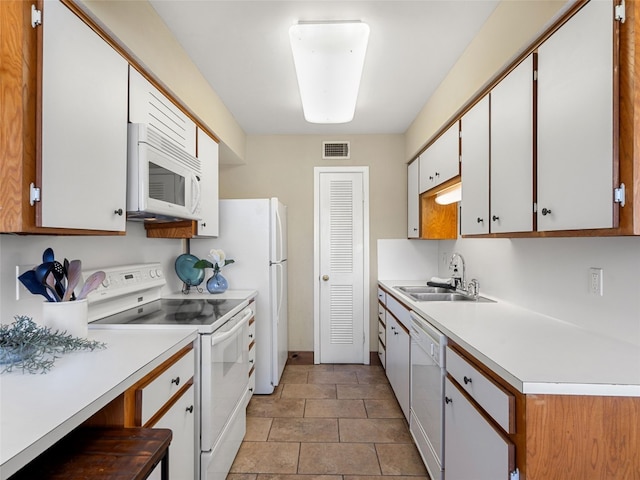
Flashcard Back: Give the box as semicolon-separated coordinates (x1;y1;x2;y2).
412;292;495;303
395;285;453;295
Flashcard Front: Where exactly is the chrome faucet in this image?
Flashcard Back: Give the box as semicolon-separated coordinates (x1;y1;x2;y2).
449;253;466;292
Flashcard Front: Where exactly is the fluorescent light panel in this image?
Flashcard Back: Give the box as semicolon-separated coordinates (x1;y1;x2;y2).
435;183;462;205
289;21;370;124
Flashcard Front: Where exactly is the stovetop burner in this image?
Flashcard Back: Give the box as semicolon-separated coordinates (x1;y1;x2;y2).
91;298;246;328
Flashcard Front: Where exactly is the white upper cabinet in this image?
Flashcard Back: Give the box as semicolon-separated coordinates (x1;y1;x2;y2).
419;122;460;193
194;129;219;237
407;159;420;238
129;67;196;156
460;96;490;235
537;0;614;231
491;54;534;233
40;0;128;231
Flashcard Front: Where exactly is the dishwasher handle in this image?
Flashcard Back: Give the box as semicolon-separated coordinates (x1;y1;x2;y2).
211;307;253;346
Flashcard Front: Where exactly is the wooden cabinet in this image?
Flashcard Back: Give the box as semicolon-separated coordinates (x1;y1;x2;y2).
1;0;131;234
419;122;460;194
460;96;490;235
193;128;220;237
381;293;411;420
39;0;128;232
407;159;420;238
490;54;534;234
537;0;615;231
124;345;196;480
447;341;640;479
461;55;534;236
444;377;515;480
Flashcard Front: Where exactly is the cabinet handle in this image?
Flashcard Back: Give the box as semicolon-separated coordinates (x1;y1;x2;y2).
186;405;194;413
476;217;483;223
541;208;552;216
435;172;440;177
429;176;434;181
171;376;180;386
394;331;399;336
249;334;254;339
413;228;418;231
114;208;123;216
202;222;207;227
492;215;500;221
249;359;254;364
463;376;472;385
445;396;453;404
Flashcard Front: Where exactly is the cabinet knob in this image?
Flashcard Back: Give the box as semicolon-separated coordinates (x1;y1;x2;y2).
429;176;434;181
476;217;483;223
171;376;180;386
249;334;254;338
492;215;500;221
464;376;472;385
413;228;418;231
445;396;453;404
202;222;207;227
114;208;123;216
435;172;440;177
186;405;194;413
541;208;552;216
249;359;254;364
394;331;399;336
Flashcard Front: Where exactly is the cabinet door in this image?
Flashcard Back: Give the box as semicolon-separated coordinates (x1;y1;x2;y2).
491;54;534;233
460;96;489;235
419;122;460;193
147;384;196;480
129;67;197;156
407;159;420;238
537;0;614;231
386;313;410;420
40;0;128;231
444;378;514;480
195;129;219;237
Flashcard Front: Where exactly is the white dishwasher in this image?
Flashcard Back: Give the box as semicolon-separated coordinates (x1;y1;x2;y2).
409;311;446;480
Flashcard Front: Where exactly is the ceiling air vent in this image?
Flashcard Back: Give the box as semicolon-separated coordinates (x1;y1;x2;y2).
323;141;350;160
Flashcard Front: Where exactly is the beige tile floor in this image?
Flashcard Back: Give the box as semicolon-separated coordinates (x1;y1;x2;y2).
228;363;429;480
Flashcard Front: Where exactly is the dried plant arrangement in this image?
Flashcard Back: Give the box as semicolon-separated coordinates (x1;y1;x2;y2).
0;316;106;374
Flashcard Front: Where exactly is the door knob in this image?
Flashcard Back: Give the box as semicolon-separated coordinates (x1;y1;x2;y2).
322;275;329;281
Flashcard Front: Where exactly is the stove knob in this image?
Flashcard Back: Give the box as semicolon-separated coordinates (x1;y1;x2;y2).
149;270;156;278
156;269;163;278
102;276;110;288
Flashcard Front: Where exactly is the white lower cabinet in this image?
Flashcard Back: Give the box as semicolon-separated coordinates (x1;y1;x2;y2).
147;384;195;480
444;377;514;480
384;295;411;421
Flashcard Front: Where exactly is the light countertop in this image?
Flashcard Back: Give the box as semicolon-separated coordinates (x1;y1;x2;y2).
378;280;640;397
0;328;198;479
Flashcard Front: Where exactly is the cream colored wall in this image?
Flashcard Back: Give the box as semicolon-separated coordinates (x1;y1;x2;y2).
405;0;570;161
219;135;406;351
77;0;246;162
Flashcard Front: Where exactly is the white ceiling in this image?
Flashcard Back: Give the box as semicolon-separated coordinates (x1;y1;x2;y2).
149;1;500;136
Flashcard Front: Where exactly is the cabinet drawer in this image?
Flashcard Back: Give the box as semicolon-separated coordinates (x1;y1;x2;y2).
386;294;411;330
378;304;385;324
446;347;514;433
377;288;386;304
378;342;386;368
140;349;195;425
378;320;386;345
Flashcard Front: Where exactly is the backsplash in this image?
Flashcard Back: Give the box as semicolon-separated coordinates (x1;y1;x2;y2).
0;223;184;325
438;236;640;347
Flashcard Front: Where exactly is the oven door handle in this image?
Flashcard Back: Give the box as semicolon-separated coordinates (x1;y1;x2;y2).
211;307;253;346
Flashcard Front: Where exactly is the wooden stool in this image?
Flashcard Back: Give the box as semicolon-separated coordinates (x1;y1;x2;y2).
10;427;172;480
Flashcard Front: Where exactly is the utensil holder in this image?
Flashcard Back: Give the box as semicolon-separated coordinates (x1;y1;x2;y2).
42;299;89;338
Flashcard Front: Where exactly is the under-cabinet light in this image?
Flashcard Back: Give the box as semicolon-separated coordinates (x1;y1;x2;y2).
435;183;462;205
289;21;370;124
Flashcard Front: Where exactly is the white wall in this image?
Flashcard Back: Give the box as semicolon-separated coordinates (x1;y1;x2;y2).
377;239;439;280
0;223;184;325
434;236;640;347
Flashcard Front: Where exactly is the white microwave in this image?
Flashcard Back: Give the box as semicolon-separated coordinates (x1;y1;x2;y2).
127;123;202;221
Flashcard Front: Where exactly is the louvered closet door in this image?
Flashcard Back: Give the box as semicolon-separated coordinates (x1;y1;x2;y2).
318;171;365;364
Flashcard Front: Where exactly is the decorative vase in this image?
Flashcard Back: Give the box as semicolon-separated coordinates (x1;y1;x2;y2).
42;299;89;338
206;273;228;294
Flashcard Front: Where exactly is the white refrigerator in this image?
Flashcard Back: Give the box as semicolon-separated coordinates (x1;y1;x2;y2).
194;198;288;394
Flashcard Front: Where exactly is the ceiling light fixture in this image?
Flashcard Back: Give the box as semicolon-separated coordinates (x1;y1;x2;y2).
289;21;370;124
435;183;462;205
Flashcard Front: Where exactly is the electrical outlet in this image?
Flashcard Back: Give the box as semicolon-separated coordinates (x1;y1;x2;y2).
589;267;603;296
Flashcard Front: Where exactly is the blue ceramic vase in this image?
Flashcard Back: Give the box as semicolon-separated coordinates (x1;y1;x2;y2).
206;273;228;294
